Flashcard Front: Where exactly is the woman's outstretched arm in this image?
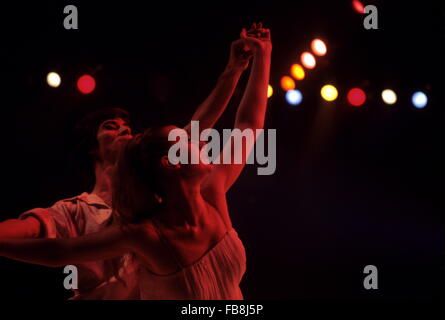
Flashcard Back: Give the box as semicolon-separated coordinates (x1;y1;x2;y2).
0;225;134;267
183;37;252;133
207;23;272;193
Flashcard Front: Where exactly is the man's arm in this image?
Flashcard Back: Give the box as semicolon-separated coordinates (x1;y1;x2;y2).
183;38;252;133
0;217;42;238
0;225;132;267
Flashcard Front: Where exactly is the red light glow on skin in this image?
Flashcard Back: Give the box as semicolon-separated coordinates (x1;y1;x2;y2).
352;0;365;14
347;88;366;107
77;74;96;94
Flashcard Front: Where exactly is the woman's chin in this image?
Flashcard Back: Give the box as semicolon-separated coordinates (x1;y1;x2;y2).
188;162;213;177
203;163;214;173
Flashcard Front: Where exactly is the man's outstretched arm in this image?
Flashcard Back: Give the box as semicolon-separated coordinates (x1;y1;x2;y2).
0;217;42;238
0;225;131;267
183;37;252;133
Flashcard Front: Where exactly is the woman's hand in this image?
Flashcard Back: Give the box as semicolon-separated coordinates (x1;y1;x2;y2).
227;38;253;71
241;22;272;56
227;23;271;71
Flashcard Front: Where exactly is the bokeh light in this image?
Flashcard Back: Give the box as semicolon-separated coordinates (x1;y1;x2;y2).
77;74;96;94
311;39;327;56
280;76;296;91
381;89;397;105
347;88;366;107
412;91;428;109
286;90;303;105
301;52;316;69
352;0;365;14
47;72;61;88
321;84;338;102
267;84;273;98
290;64;305;80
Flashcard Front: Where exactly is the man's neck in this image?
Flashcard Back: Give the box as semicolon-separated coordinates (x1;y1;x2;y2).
91;161;114;207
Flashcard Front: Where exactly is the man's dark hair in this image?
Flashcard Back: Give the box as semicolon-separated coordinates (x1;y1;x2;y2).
70;107;131;192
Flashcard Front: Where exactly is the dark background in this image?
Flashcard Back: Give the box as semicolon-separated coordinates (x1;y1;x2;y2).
0;1;444;300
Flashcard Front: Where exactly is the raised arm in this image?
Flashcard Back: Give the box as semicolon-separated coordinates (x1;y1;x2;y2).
233;25;271;131
0;225;132;267
207;23;272;192
183;37;252;134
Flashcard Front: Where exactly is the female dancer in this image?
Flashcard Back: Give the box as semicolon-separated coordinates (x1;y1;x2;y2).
0;23;271;299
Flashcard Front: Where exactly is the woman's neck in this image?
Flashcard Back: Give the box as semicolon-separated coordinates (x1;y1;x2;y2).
157;179;206;229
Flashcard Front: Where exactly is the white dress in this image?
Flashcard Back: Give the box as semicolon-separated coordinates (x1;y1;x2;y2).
138;228;247;300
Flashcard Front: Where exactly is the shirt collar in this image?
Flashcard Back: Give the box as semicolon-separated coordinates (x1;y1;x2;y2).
77;192;110;208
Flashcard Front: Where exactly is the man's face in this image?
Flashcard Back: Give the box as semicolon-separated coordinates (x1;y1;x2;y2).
96;118;133;162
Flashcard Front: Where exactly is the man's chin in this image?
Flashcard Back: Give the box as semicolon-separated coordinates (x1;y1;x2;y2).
117;136;132;143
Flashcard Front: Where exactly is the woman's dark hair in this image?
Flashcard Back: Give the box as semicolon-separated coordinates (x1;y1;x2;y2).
112;126;173;225
106;125;173;283
70;107;130;191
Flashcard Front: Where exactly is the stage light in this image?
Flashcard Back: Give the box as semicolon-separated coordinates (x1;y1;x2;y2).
286;90;303;105
381;89;397;105
347;88;366;107
352;0;365;14
301;52;316;69
412;91;428;109
311;39;327;56
267;84;273;98
280;76;296;91
290;64;305;80
321;84;338;102
47;72;61;88
77;74;96;94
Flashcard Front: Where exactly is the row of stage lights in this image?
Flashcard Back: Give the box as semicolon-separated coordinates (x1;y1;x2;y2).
47;72;96;94
46;68;429;110
46;1;428;111
266;37;429;109
278;86;429;109
46;0;365;97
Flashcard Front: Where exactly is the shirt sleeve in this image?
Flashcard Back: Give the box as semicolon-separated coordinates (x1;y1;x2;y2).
18;207;58;238
19;200;77;239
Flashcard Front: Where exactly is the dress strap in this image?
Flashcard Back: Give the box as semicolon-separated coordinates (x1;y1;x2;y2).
152;218;184;269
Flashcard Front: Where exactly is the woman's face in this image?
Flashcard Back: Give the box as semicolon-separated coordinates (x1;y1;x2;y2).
158;125;213;176
96;118;133;162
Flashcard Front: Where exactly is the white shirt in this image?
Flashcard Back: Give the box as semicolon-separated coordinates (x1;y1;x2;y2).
19;192;139;300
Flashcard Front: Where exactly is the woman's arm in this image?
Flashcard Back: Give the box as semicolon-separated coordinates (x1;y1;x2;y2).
0;225;133;267
183;37;252;133
206;24;272;193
